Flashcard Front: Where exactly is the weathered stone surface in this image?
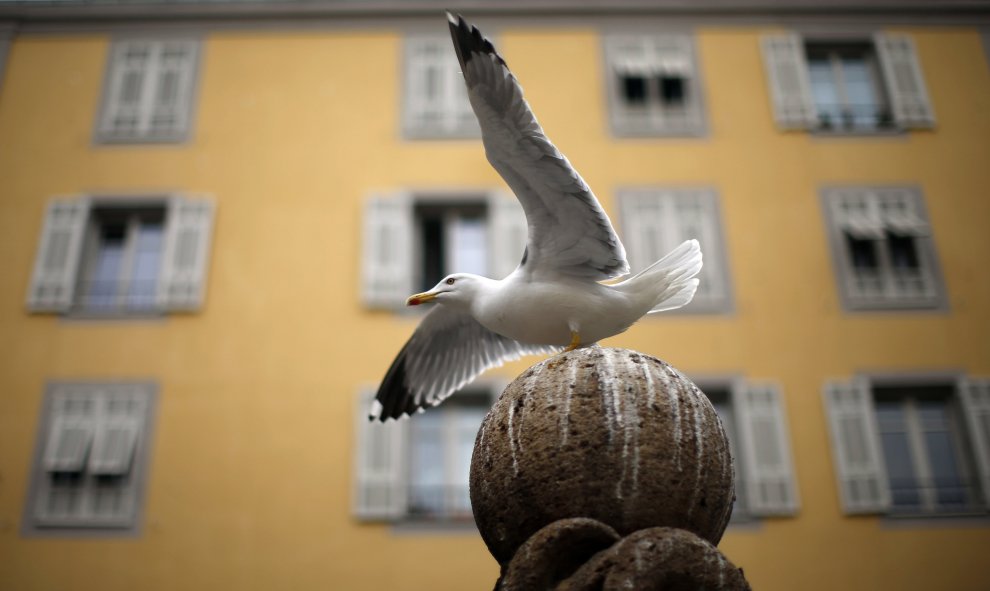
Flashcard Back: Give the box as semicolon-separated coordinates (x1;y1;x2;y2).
470;347;734;565
498;518;620;591
560;526;750;591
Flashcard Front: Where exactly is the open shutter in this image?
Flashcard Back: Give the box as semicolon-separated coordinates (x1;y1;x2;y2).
27;197;89;312
362;194;414;308
158;195;215;311
875;33;935;129
147;40;198;139
957;377;990;509
353;389;408;520
761;34;816;129
824;379;891;514
487;193;527;279
735;383;799;516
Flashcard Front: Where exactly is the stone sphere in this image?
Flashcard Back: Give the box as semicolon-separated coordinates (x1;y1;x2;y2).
470;347;734;565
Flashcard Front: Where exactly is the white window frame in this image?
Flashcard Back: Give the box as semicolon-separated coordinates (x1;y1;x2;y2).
603;32;707;137
820;186;945;311
696;377;800;521
402;34;481;139
26;194;216;316
361;191;526;310
22;381;157;536
618;187;733;314
95;37;201;144
761;31;934;133
824;375;990;517
353;382;502;523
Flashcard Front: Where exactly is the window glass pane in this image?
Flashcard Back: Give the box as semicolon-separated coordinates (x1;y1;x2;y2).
808;57;842;129
845;234;879;270
127;220;163;310
420;216;445;291
449;215;488;278
840;56;882;128
84;222;127;310
408;412;445;516
887;234;920;271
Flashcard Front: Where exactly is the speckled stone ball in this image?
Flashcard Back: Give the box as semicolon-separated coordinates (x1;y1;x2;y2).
470;347;734;566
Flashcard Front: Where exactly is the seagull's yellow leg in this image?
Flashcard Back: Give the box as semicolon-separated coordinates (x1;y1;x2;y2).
564;330;581;353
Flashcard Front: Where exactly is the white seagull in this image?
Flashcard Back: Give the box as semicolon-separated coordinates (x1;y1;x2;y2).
370;13;703;421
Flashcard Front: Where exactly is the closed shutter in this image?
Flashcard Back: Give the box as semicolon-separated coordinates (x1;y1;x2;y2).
362;194;414;308
148;40;198;139
27;197;90;312
823;379;891;514
157;195;215;311
670;189;728;309
99;41;152;139
957;377;990;509
405;37;478;137
735;383;799;516
619;190;678;273
353;389;408;520
487;193;528;279
761;34;816;129
875;33;935;129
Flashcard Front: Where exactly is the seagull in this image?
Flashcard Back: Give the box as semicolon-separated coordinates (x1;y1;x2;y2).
369;12;703;421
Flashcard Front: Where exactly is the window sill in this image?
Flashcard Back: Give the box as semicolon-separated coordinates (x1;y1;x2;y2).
390;517;481;536
810;127;905;139
880;511;990;529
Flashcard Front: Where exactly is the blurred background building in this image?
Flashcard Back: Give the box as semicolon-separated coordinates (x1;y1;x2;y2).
1;0;989;589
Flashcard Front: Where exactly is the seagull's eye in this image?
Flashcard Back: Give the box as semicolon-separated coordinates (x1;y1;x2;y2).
446;277;456;286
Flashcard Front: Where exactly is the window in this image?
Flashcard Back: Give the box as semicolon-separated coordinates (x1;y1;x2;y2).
824;377;990;516
619;188;732;313
361;193;526;309
821;186;944;310
22;382;156;535
96;38;200;143
26;195;215;315
762;33;934;132
604;33;706;136
353;387;495;522
403;35;480;139
806;41;893;132
697;380;800;520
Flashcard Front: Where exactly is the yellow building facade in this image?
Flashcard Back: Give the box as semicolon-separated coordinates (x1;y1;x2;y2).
1;2;989;590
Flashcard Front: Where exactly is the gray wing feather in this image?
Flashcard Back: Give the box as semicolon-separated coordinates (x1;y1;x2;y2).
370;306;559;421
448;13;628;281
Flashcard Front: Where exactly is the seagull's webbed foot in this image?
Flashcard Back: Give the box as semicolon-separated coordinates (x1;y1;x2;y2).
563;330;581;353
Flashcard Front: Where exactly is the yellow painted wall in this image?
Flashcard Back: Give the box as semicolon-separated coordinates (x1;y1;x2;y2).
0;20;988;591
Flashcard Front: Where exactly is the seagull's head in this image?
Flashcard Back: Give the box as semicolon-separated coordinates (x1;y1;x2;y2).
406;273;486;309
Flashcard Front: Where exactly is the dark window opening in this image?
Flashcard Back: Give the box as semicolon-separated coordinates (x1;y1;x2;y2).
620;75;648;105
659;75;686;106
845;234;879;270
888;233;920;271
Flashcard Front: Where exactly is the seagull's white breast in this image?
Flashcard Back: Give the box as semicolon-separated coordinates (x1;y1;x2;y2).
473;273;645;347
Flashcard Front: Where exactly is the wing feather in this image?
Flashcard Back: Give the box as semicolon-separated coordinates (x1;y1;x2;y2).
370;306;560;421
447;12;628;281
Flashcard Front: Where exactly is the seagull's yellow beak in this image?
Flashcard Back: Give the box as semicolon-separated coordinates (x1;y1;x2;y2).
406;291;438;306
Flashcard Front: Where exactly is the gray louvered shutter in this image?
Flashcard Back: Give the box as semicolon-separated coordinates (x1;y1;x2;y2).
42;388;97;473
875;33;935;129
488;192;527;279
157;195;215;311
957;377;990;509
27;197;90;312
761;34;816;129
824;379;891;514
89;392;144;476
362;194;414;308
353;389;408;520
99;40;152;139
148;40;199;139
735;383;799;516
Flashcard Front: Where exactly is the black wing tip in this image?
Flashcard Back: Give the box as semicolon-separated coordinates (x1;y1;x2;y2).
371;342;419;422
445;10;504;70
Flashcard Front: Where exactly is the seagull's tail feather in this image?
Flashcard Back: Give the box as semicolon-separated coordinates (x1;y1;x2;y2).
614;239;703;315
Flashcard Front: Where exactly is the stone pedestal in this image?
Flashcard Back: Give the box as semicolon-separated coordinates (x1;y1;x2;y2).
470;347;750;590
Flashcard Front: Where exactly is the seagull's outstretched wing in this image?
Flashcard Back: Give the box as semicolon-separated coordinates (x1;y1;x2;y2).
370;306;560;421
448;12;628;281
